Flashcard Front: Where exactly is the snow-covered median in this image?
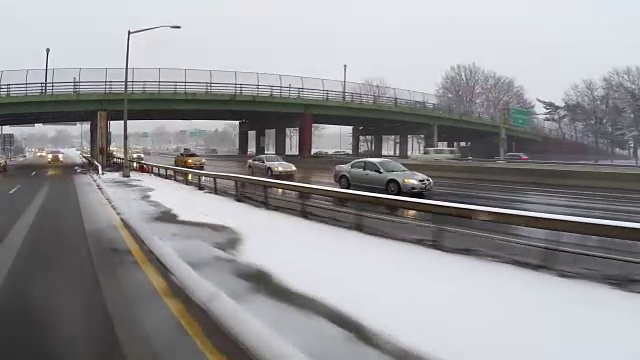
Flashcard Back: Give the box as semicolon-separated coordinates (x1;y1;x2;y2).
97;172;640;360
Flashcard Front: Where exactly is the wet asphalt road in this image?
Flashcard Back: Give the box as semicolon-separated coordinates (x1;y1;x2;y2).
0;156;253;360
145;155;640;223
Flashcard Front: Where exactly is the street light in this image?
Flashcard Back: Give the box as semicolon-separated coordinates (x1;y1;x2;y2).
342;64;347;101
44;48;50;94
122;24;181;177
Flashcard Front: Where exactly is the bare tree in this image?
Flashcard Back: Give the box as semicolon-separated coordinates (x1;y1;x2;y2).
480;71;533;119
563;79;614;150
436;63;486;114
436;63;533;120
537;98;568;139
605;66;640;161
351;78;392;103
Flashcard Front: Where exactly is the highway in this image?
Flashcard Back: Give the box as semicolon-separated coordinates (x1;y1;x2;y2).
144;155;640;223
136;154;640;290
0;156;253;359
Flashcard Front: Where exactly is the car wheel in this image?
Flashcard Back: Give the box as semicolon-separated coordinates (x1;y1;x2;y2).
267;168;273;177
248;166;254;175
386;180;401;196
339;176;351;189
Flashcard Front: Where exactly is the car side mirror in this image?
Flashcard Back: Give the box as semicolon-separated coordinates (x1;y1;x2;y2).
375;169;383;174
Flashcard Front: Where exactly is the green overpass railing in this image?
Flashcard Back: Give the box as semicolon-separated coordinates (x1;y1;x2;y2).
0;67;555;137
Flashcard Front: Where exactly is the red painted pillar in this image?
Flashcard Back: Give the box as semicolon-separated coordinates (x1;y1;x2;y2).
298;113;313;157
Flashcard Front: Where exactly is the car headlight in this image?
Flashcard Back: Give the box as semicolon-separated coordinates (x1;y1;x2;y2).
402;178;419;184
201;159;206;164
275;167;283;171
187;160;192;163
47;154;52;159
290;166;297;171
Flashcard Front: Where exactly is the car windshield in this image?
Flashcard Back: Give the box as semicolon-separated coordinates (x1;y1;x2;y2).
183;153;199;157
377;160;408;172
49;150;62;154
264;155;283;162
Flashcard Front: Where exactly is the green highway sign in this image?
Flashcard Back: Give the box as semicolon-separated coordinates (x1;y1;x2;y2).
189;129;206;138
141;132;150;139
510;107;531;127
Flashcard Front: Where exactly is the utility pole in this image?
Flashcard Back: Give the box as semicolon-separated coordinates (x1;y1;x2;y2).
342;64;347;101
499;107;509;160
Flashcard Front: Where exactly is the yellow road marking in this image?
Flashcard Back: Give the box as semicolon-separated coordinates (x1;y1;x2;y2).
105;203;226;360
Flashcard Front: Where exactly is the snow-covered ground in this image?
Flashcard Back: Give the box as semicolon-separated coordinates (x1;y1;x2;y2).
90;163;640;360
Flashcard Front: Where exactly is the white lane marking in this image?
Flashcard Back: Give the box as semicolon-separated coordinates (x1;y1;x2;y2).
0;184;50;286
9;185;20;194
31;171;37;176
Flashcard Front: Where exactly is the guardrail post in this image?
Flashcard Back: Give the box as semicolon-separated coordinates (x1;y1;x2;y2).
184;172;189;185
173;170;177;181
198;175;203;190
353;205;364;232
164;168;168;178
213;178;218;194
234;181;241;202
298;192;310;218
263;185;269;208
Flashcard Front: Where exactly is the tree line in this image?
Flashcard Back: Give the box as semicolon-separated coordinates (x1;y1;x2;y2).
351;63;639;159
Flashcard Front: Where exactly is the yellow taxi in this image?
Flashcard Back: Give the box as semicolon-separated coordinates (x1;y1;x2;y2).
174;148;206;170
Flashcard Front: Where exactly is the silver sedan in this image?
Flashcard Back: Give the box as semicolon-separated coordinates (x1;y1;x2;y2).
333;158;433;196
247;155;297;180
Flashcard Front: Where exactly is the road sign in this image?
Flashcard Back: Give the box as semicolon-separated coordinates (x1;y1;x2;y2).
510;107;531;127
0;133;14;148
189;129;206;138
141;132;150;139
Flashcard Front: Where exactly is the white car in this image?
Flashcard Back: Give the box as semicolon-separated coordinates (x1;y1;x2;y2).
246;155;297;180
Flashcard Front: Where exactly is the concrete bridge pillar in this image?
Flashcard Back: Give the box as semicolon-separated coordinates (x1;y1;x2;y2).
298;113;313;157
238;121;249;155
90;119;97;160
398;134;409;158
90;111;109;167
275;126;286;156
373;134;383;157
424;124;439;148
255;128;266;155
351;127;360;157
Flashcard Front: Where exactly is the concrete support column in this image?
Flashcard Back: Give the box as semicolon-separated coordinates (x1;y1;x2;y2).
398;134;409;158
96;111;109;167
298;113;313;157
424;124;439;148
351;128;360;157
373;134;383;157
90;118;97;160
255;128;266;155
238;121;249;155
432;124;439;148
275;126;286;156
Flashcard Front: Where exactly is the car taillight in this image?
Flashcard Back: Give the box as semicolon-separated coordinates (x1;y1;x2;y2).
521;156;529;160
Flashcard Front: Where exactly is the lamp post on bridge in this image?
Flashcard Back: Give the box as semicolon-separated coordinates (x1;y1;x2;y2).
44;48;50;94
342;64;347;101
122;24;182;178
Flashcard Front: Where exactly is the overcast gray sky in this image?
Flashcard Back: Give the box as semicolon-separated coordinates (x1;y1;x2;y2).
3;0;639;102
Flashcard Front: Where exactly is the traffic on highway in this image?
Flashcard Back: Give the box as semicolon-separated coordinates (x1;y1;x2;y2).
139;152;640;222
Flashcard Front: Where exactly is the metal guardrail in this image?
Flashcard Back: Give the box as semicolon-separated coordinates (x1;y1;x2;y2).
106;157;640;242
0;67;553;137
